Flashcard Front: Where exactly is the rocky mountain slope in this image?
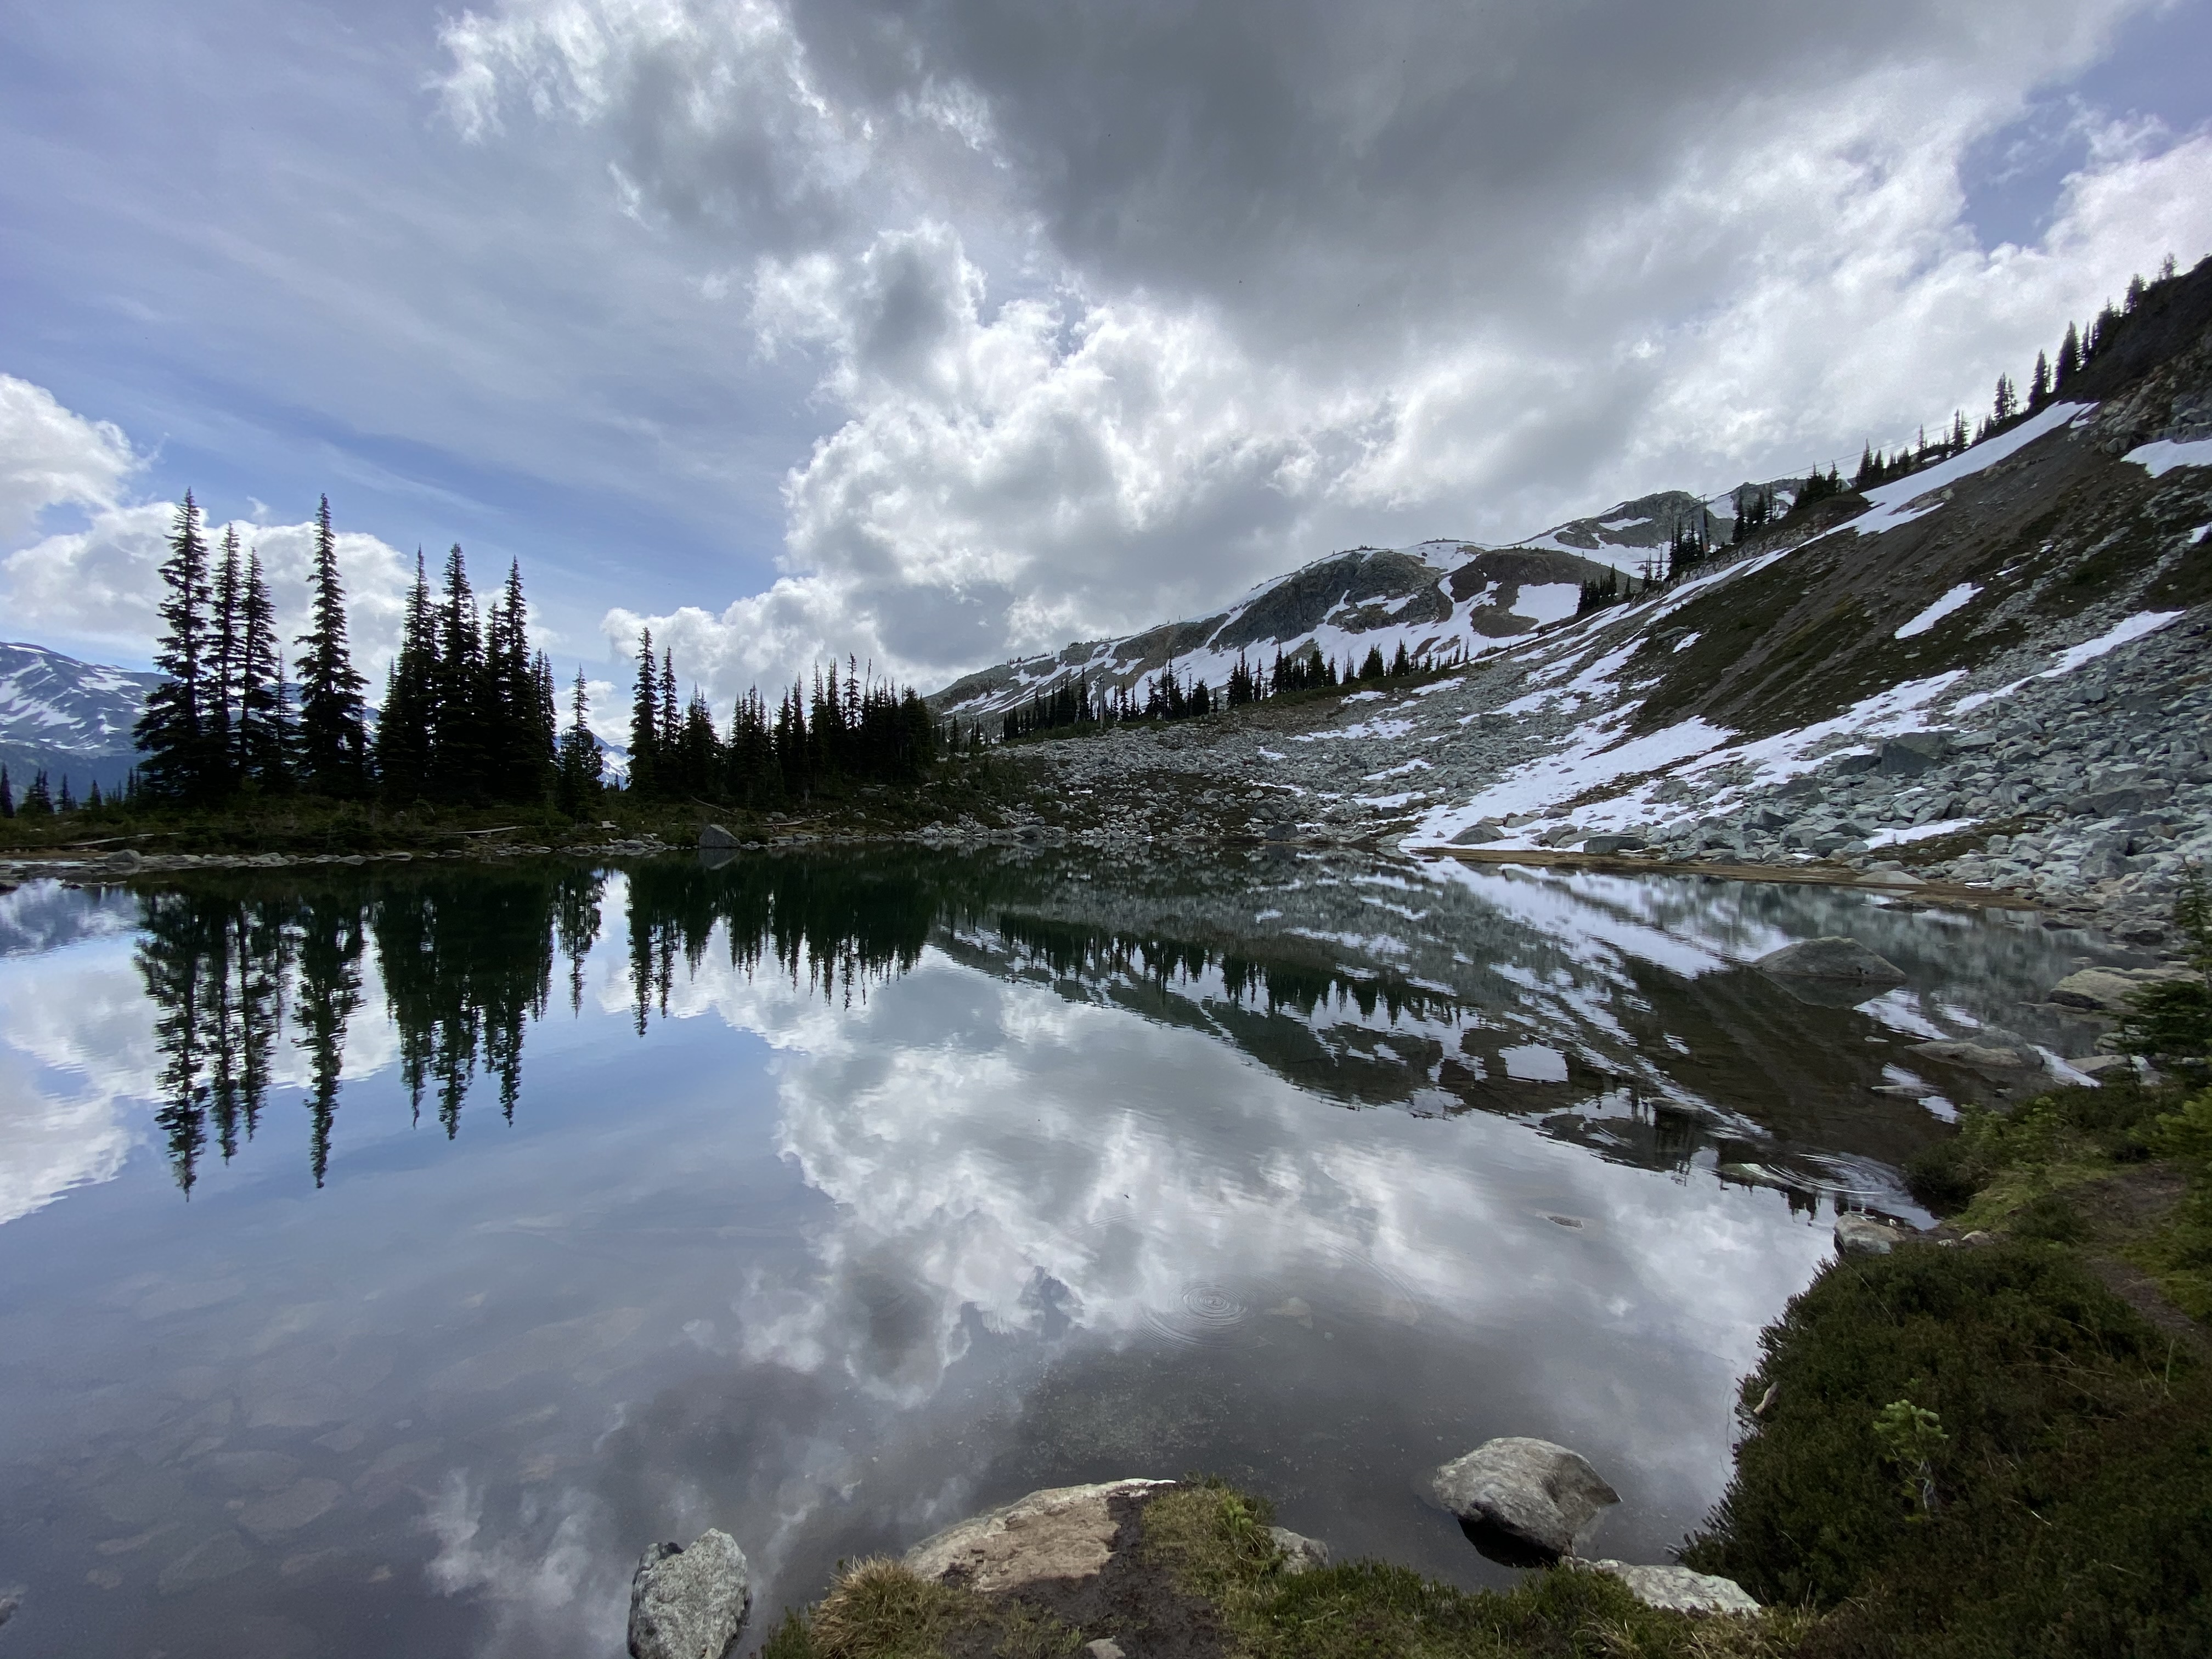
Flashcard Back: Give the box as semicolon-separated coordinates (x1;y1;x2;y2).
0;642;162;795
953;257;2212;949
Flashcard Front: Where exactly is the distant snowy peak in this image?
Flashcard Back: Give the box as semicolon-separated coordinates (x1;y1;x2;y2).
0;641;162;758
1511;483;1801;569
930;540;1620;718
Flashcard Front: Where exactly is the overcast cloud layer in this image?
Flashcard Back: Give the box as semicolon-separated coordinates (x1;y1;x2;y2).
3;0;2209;713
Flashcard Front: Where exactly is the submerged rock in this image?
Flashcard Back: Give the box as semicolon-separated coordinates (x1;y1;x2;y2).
1835;1214;1911;1257
628;1531;752;1659
1908;1039;2036;1076
1753;937;1906;983
1581;1560;1759;1615
1428;1437;1619;1557
904;1479;1175;1594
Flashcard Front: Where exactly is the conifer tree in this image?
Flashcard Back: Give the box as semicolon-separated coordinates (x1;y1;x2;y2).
136;490;214;802
628;629;660;797
375;551;437;798
208;524;243;795
2029;350;2050;410
2056;321;2081;386
429;544;484;799
1993;373;2017;424
22;769;52;816
1;766;12;818
58;775;75;812
294;496;370;796
555;667;604;816
658;649;680;766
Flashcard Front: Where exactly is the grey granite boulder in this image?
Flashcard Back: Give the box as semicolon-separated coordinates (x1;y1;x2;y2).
1450;820;1505;845
628;1531;752;1659
1581;1560;1759;1615
1754;936;1906;983
1428;1437;1619;1556
697;823;738;850
1269;1526;1330;1575
2047;966;2192;1013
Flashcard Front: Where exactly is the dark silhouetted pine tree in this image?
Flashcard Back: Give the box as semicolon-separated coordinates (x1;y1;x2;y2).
428;544;484;799
375;551;437;799
294;496;370;796
136;491;216;802
628;629;660;797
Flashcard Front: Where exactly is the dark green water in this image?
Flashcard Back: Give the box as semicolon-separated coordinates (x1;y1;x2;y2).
0;848;2126;1657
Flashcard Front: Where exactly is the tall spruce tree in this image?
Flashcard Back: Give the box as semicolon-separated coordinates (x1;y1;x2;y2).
555;667;604;816
2056;321;2081;386
235;550;289;789
136;492;216;801
294;496;370;795
628;629;659;796
375;551;437;798
208;525;244;796
429;544;484;799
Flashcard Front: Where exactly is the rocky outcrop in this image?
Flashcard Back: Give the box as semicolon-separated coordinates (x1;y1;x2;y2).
1753;937;1906;983
1580;1560;1760;1615
904;1480;1176;1593
1835;1214;1911;1257
628;1531;752;1659
1428;1438;1620;1557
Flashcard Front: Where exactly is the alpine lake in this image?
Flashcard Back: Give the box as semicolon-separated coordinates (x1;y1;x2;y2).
0;845;2137;1658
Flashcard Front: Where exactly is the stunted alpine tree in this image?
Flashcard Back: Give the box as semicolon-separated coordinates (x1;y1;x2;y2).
294;496;370;796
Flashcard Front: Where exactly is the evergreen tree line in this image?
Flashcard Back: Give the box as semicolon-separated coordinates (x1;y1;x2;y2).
622;632;939;807
1845;253;2185;500
1000;639;1436;742
0;765;98;819
127;492;570;810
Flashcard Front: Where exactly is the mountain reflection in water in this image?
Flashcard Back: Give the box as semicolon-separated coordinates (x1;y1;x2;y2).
0;849;2125;1659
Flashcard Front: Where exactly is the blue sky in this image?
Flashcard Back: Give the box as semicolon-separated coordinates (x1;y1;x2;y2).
3;0;2209;727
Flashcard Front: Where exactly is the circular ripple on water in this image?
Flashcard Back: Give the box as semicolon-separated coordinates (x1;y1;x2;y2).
1142;1280;1265;1346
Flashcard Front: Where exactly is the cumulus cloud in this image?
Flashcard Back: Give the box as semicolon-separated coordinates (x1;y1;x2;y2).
3;496;418;681
0;373;142;547
0;379;428;681
435;0;2212;703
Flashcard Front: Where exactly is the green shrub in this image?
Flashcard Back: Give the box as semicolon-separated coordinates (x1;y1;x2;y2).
1904;1137;1992;1212
1684;1241;2210;1656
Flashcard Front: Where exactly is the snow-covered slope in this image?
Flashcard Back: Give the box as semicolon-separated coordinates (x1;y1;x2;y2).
988;255;2212;945
0;642;163;794
932;541;1629;719
929;482;1823;723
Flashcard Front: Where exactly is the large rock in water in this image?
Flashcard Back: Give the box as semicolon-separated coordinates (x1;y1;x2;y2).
697;823;738;850
904;1480;1176;1593
2047;965;2193;1013
1754;937;1906;983
1582;1561;1759;1615
628;1531;752;1659
1428;1438;1619;1557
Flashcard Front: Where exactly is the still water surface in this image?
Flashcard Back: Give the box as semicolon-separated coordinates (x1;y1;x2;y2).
0;849;2124;1657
